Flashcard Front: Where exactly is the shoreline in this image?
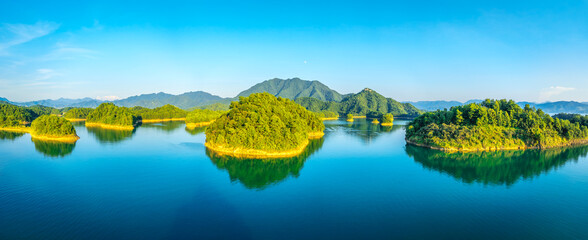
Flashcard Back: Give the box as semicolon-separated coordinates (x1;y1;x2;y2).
65;118;86;122
205;139;310;159
320;117;339;121
381;122;393;126
30;133;79;143
185;120;215;129
85;122;135;130
405;138;588;152
308;131;325;139
141;118;186;123
0;126;30;133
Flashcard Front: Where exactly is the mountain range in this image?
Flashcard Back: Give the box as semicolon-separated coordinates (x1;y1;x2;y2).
406;100;588;114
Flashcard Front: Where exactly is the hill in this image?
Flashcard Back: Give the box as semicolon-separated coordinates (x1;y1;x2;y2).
113;91;231;109
297;88;422;117
236;78;343;102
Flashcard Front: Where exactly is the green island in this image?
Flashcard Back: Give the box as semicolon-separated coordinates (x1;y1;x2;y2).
381;113;394;126
346;114;354;122
63;107;93;121
132;104;187;123
406;99;588;152
205;92;325;158
313;110;339;120
30;115;79;142
86;103;139;130
185;109;224;129
0;102;34;132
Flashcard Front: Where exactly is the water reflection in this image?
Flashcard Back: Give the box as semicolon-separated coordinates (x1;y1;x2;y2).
406;144;588;186
140;121;184;133
86;126;135;144
32;139;76;157
324;119;403;143
206;138;324;189
0;131;25;141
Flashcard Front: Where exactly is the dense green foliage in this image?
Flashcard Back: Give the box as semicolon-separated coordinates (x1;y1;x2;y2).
237;78;344;102
185;109;224;123
207;138;324;189
26;105;60;117
406;99;588;150
346;114;353;120
0;103;33;127
30;115;77;137
382;113;394;123
206;93;324;151
553;113;588;126
295;88;423;117
131;104;187;120
64;108;93;119
313;110;338;119
406;144;588;186
197;102;230;111
86;103;138;126
115;91;230;109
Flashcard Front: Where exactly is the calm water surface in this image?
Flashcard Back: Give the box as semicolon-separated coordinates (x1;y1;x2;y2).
1;119;588;239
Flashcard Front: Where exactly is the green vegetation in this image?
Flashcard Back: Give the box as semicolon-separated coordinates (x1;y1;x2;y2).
30;115;79;142
131;104;187;121
26;105;60;117
381;113;394;126
205;93;324;157
0;102;34;127
406;99;588;151
346;114;353;121
207;138;324;189
313;110;338;119
553;113;588;126
196;102;230;111
32;139;76;157
406;144;588;186
86;126;134;143
0;131;25;140
86;103;139;129
295;88;422;117
186;109;224;124
237;78;344;102
63;108;93;119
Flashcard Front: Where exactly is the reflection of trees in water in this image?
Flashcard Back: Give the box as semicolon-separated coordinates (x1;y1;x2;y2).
140;121;184;133
406;144;588;186
206;138;324;190
0;131;25;141
324;119;403;143
32;139;76;157
185;126;206;136
86;126;134;144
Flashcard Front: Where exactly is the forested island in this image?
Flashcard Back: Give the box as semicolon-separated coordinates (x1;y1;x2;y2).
406;99;588;152
30;115;79;142
63;108;93;121
86;103;139;130
205;93;325;158
381;113;394;126
132;104;187;123
185;109;224;129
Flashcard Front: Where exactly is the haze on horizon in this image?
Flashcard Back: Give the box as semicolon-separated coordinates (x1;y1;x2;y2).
1;0;587;103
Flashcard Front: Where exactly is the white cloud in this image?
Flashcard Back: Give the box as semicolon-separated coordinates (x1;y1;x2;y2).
540;86;575;100
0;21;60;51
96;95;121;101
35;68;60;80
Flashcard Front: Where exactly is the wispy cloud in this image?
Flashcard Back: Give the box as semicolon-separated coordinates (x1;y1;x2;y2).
540;86;575;100
0;21;60;51
35;68;60;80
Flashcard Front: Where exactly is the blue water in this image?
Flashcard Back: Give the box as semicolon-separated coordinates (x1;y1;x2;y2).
1;119;588;239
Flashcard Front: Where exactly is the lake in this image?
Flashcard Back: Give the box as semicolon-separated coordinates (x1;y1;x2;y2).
2;119;588;239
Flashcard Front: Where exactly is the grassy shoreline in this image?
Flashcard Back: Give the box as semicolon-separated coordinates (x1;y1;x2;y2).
205;139;310;158
0;126;30;133
85;122;135;130
30;133;79;143
320;117;339;121
381;123;393;126
406;138;588;152
141;118;186;123
65;118;86;122
186;120;215;129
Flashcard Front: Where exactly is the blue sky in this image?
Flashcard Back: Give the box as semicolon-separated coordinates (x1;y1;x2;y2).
1;0;587;102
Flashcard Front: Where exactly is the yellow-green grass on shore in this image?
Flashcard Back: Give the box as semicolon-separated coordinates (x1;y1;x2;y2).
320;117;339;121
371;119;380;124
205;139;310;159
406;138;588;153
65;118;86;122
30;133;79;143
353;116;367;119
381;122;393;126
85;122;135;130
141;118;186;123
308;131;325;139
0;126;30;133
346;119;354;122
186;120;215;129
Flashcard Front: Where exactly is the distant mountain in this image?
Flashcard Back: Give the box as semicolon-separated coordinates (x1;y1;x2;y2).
113;91;231;109
237;78;343;102
296;88;422;117
16;97;101;108
0;97;9;103
406;101;463;111
406;100;588;115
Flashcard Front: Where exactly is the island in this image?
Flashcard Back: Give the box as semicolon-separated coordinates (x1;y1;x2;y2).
204;92;325;158
63;107;93;122
346;114;354;122
86;103;139;130
30;115;79;142
0;102;34;132
185;109;224;129
406;99;588;152
131;104;187;123
381;113;394;126
314;110;339;120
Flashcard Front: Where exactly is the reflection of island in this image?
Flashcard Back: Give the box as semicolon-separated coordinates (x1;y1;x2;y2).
325;119;403;143
32;139;76;157
0;131;25;141
185;126;206;136
86;126;134;144
406;144;588;186
140;121;184;133
206;138;324;189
